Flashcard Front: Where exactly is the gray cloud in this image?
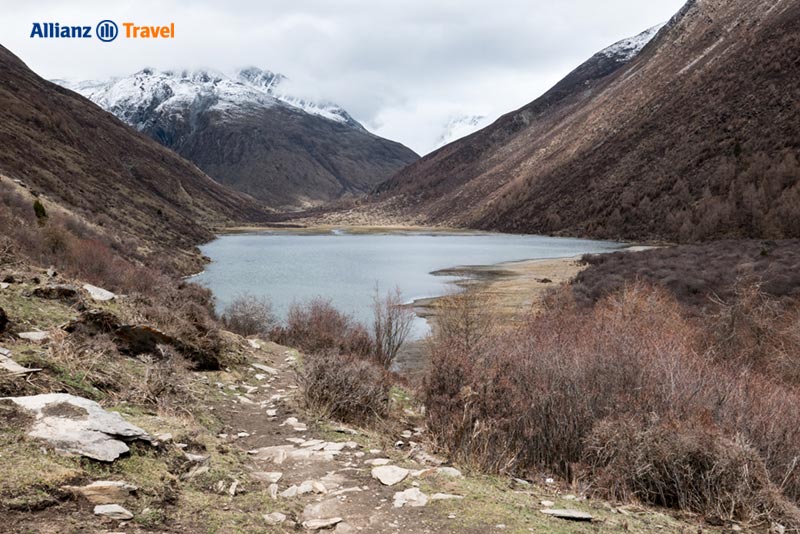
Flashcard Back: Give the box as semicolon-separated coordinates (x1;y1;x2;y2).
0;0;686;153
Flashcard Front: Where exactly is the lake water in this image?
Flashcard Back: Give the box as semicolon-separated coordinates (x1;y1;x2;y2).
195;230;623;339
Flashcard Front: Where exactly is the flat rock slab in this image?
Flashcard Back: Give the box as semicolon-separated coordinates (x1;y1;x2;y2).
94;504;133;520
0;349;41;374
83;284;116;302
1;393;151;461
63;480;137;504
303;517;343;530
541;509;594;522
18;331;49;342
394;487;429;508
371;465;409;486
252;363;278;375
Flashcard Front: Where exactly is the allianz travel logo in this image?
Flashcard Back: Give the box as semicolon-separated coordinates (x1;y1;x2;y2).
30;20;175;42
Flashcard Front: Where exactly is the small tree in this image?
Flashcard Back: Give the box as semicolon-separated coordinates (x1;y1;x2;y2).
372;286;414;369
221;294;276;337
33;199;47;224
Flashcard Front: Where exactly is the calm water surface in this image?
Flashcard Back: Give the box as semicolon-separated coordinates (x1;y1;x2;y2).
196;231;623;338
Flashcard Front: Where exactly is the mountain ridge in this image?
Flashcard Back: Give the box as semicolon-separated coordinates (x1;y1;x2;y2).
58;68;419;210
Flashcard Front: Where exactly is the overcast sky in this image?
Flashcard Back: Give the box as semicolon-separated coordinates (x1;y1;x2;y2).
1;0;685;154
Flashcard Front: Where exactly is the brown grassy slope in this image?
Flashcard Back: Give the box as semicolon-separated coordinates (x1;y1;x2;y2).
0;45;270;256
374;0;800;242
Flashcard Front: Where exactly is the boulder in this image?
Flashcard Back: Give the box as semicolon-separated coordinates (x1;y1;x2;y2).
0;307;7;332
251;471;283;484
93;504;133;520
371;465;409;486
1;393;151;461
18;331;49;343
393;487;429;508
32;284;79;302
436;466;463;478
83;284;116;302
63;480;137;504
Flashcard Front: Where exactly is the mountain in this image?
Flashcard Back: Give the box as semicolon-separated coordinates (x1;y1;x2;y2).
433;115;490;151
373;0;800;242
58;68;419;209
0;45;269;268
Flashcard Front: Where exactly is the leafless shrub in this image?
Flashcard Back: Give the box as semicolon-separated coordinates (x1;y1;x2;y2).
372;286;414;369
423;281;800;522
298;351;390;423
431;290;495;353
582;418;778;523
221;294;276;337
271;298;374;358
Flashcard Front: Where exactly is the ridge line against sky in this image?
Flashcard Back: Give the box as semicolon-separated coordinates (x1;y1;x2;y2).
0;0;686;154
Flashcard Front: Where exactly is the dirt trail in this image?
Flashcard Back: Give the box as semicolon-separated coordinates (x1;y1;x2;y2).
213;342;476;533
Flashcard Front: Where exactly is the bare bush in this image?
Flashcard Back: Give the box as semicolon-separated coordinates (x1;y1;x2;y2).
271;298;374;358
431;290;495;353
423;281;800;523
299;351;390;423
372;286;414;368
221;294;276;337
582;418;777;522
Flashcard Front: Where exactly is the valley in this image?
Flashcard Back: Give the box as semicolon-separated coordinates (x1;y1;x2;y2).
2;0;800;532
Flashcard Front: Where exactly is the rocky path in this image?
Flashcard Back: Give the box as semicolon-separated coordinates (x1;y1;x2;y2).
211;343;471;533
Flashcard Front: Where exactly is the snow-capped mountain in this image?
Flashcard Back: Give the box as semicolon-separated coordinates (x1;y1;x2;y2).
55;68;418;209
433;115;490;150
600;23;666;62
57;67;363;132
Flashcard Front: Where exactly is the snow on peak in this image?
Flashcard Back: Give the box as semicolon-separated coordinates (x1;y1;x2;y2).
600;23;666;62
57;67;362;130
433;115;489;150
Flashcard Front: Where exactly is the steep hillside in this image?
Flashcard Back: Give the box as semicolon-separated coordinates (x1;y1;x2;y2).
0;45;269;264
60;69;419;209
375;0;800;242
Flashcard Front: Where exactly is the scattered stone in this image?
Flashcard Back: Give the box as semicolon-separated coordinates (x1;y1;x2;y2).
32;284;79;302
280;485;299;498
228;480;239;496
1;393;151;461
181;464;210;480
563;494;577;501
155;432;173;443
430;493;464;501
371;465;409;486
266;408;278;417
540;500;555;507
302;517;343;530
331;425;358;435
18;331;49;342
400;430;413;439
268;483;279;500
334;523;355;533
0;283;9;290
250;444;295;464
83;284;116;302
540;509;593;522
248;339;262;349
252;363;278;375
251;471;283;484
436;466;463;478
46;267;57;278
63;480;137;504
263;512;286;525
93;504;133;520
394;487;428;508
365;458;391;466
0;348;41;374
236;395;255;405
183;452;209;463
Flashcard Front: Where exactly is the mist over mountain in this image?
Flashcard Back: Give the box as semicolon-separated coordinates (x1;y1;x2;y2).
58;68;419;210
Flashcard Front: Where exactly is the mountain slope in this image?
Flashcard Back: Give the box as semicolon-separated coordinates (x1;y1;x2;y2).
375;0;800;242
59;69;419;209
0;45;269;260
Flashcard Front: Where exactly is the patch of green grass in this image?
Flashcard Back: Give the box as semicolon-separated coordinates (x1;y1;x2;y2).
411;473;718;534
0;285;77;330
0;432;84;503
